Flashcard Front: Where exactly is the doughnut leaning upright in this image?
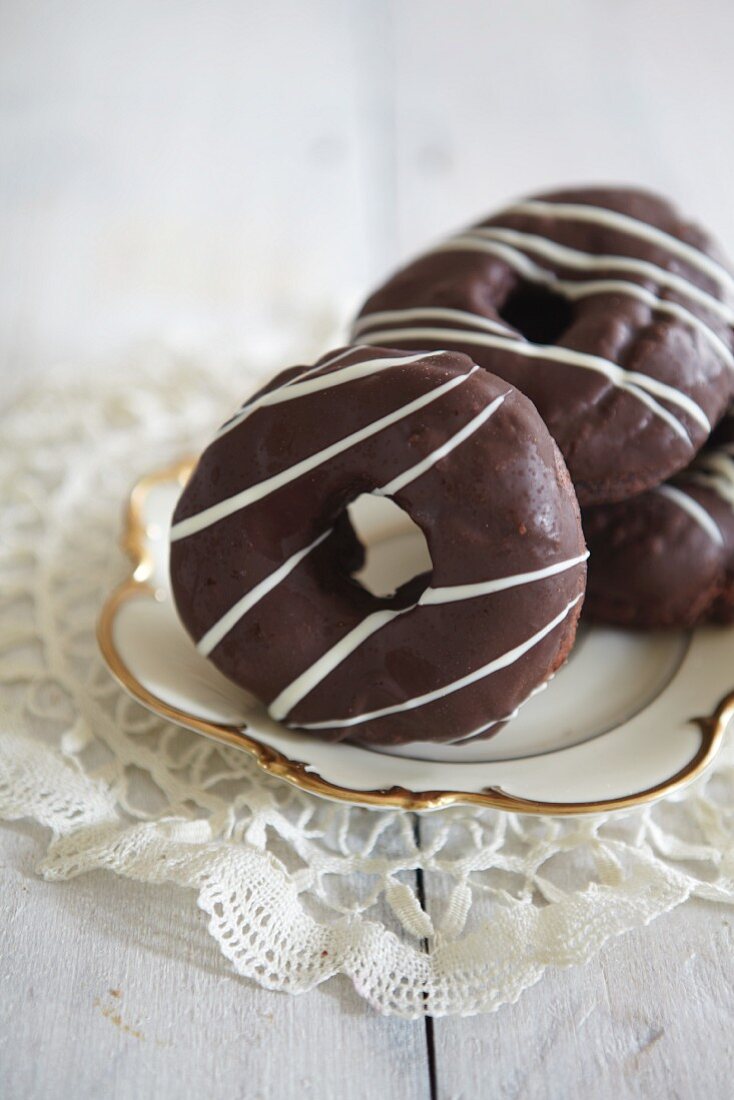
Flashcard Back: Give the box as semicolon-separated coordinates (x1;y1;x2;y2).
354;186;734;505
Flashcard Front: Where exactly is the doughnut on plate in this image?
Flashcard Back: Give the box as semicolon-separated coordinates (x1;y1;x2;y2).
97;459;733;815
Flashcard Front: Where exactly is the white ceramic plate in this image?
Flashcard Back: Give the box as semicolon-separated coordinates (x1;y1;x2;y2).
97;460;733;814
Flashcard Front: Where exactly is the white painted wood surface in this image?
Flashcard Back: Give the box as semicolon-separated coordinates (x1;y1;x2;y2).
4;819;734;1099
3;0;734;370
0;824;430;1100
430;897;734;1100
2;1;734;1096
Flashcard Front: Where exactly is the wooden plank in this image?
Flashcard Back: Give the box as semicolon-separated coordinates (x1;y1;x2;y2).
422;885;734;1099
0;0;389;371
0;823;431;1100
389;3;734;1092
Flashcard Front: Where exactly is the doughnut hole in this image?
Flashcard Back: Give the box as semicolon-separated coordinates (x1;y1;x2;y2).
499;282;574;345
344;493;433;604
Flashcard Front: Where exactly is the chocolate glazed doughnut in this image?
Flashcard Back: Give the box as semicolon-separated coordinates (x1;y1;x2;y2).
354;186;734;506
170;346;587;747
583;414;734;629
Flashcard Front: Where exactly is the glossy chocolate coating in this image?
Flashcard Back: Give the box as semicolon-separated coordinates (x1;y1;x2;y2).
356;186;734;506
584;418;734;628
170;346;586;746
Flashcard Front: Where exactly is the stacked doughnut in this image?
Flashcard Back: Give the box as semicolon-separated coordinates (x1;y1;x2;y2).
354;186;734;629
583;411;734;628
170;185;734;749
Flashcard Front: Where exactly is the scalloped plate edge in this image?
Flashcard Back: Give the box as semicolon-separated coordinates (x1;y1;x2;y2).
97;459;731;815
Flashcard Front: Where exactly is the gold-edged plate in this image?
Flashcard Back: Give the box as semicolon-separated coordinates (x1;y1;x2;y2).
97;460;733;814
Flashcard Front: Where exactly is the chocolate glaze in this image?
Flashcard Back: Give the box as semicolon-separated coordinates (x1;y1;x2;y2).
169;346;587;746
584;416;734;629
355;186;734;506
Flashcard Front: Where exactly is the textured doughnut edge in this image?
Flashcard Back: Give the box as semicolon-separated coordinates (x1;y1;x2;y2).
96;458;728;814
583;417;734;629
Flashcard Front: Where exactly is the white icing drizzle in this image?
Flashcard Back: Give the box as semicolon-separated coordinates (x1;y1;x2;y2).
654;484;724;546
476;230;734;372
214;349;430;441
507;200;734;298
448;229;734;327
421;551;590;604
683;451;734;509
646;423;734;548
291;593;583;731
269;607;405;721
350;207;734;460
272;553;586;723
353;306;516;339
196;528;333;657
376;391;508;497
476;231;734;360
171;365;480;542
357;325;708;441
216;346;358;437
571;281;733;367
446;716;505;744
355;287;733;367
198;384;584;725
447;678;550;744
196;390;512;659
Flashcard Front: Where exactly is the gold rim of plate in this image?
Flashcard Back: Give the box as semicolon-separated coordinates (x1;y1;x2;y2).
96;458;733;814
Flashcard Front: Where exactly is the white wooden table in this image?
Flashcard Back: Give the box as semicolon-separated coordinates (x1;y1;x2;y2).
2;2;734;1096
3;820;733;1099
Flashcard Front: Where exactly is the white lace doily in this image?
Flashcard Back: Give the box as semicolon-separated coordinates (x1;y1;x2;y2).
2;349;734;1019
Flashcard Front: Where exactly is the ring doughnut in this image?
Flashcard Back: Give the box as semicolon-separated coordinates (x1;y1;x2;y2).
169;345;587;746
354;186;734;505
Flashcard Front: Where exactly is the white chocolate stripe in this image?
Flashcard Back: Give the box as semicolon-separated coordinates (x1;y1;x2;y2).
448;717;505;744
655;484;723;546
564;280;734;367
621;385;693;442
272;554;586;722
357;287;733;373
508;200;734;297
357;326;708;440
684;451;734;509
198;419;586;664
215;350;430;441
216;347;357;437
695;450;734;477
695;450;734;480
293;345;361;375
421;551;589;604
269;608;405;721
684;472;734;509
198;392;512;662
292;594;583;731
447;678;550;743
353;306;516;339
196;528;334;657
462;232;734;364
171;366;480;541
377;391;508;497
268;345;358;388
441;230;734;328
